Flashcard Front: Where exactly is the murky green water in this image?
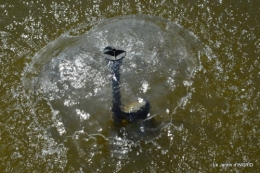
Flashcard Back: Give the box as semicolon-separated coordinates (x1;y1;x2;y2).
1;0;259;172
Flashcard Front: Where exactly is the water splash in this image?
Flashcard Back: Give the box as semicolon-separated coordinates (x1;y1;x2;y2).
22;14;214;169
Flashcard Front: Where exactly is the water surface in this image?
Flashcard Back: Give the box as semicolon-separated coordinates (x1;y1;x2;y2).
1;0;259;172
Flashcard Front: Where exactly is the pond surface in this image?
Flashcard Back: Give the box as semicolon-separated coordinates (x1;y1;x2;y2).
1;0;259;172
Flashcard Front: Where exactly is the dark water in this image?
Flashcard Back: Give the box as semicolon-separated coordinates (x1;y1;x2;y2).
1;0;259;172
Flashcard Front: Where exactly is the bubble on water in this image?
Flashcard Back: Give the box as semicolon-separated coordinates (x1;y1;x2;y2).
138;97;144;103
56;121;66;136
76;109;90;121
141;81;149;93
183;80;193;87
